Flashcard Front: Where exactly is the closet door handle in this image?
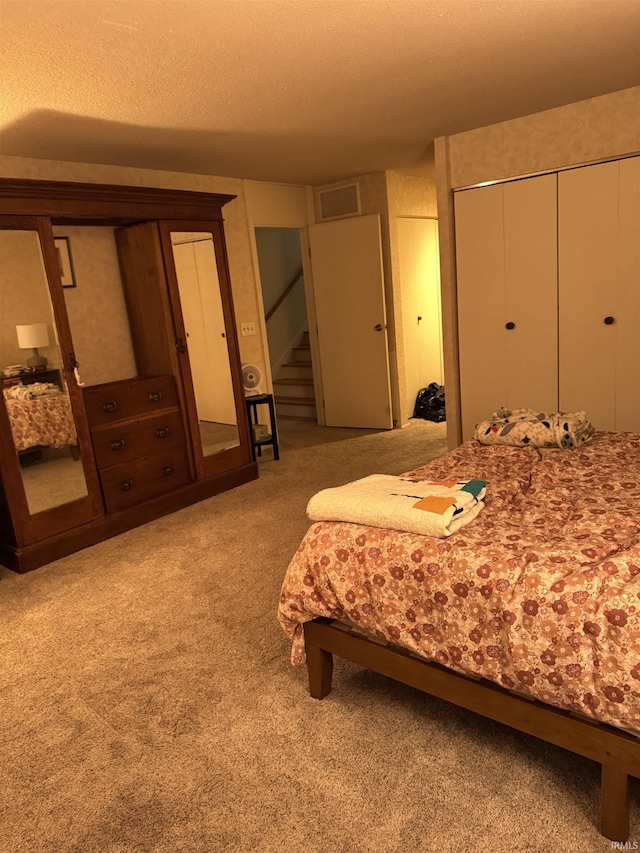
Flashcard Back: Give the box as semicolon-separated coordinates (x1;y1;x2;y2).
505;322;516;330
120;479;133;491
156;427;169;439
103;400;118;413
162;465;175;477
111;439;125;451
149;391;163;403
604;316;615;325
374;324;383;332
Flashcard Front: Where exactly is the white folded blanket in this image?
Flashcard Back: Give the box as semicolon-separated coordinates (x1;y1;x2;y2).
307;475;486;538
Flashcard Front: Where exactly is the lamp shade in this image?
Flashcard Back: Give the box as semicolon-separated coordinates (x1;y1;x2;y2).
16;323;49;350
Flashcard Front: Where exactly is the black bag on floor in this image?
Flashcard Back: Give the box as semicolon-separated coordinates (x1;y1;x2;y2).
413;383;446;422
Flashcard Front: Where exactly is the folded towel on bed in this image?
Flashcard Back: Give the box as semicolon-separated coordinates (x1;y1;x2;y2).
307;475;486;537
474;407;595;449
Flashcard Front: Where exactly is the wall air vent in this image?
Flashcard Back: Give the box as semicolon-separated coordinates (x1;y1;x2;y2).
319;183;361;220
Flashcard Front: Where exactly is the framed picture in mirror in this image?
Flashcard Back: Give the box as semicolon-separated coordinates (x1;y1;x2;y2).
54;236;76;288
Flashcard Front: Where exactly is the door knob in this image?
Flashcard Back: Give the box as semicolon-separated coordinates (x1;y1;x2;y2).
374;324;383;331
604;316;615;325
505;322;516;330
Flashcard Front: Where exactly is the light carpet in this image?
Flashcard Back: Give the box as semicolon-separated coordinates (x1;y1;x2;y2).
0;418;637;853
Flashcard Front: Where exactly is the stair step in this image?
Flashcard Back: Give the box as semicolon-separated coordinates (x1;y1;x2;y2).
290;346;311;363
278;363;313;381
273;394;316;406
273;381;315;400
274;377;314;387
275;395;317;420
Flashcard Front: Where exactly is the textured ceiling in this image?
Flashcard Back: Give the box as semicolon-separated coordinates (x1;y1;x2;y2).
1;0;639;186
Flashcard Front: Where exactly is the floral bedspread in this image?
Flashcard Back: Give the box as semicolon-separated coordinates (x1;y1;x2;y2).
6;394;77;452
278;432;640;733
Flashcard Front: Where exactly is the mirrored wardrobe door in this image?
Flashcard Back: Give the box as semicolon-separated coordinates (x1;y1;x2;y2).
158;221;252;476
170;231;240;457
0;221;102;532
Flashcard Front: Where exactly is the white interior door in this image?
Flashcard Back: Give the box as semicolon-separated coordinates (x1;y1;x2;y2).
398;217;443;414
309;215;393;428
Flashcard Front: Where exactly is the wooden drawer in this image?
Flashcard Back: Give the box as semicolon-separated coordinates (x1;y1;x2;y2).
84;375;178;427
100;448;191;514
91;410;186;471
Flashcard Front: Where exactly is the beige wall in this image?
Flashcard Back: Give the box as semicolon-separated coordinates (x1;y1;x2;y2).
435;86;640;447
0;155;267;377
52;225;137;386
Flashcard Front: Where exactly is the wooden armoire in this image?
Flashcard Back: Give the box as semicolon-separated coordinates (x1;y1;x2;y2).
0;178;257;573
454;156;640;440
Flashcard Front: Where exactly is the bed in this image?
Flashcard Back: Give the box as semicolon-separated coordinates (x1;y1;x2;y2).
277;431;640;842
5;392;78;455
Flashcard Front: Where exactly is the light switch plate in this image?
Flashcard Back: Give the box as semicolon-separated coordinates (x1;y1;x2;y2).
241;322;256;336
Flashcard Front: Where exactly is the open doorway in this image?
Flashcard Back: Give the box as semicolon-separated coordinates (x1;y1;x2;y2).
254;227;317;421
398;216;444;420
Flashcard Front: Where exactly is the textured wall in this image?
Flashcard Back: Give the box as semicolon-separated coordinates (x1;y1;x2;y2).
448;86;640;189
52;225;137;387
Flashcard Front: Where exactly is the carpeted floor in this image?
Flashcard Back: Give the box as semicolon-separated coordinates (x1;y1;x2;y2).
0;418;637;853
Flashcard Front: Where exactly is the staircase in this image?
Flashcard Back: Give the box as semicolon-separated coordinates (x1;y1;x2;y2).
272;330;317;420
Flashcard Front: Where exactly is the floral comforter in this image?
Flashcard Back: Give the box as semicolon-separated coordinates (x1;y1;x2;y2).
6;394;77;452
278;432;640;733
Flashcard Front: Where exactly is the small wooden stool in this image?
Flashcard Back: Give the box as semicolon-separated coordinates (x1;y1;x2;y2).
245;393;279;461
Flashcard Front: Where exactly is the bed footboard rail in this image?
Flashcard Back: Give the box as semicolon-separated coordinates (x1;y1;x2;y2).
303;617;639;842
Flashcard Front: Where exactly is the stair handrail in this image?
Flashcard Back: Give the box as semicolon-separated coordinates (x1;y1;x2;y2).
265;267;304;323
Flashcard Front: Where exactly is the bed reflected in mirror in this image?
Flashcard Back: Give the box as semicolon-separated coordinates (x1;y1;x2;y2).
170;232;240;457
0;229;90;514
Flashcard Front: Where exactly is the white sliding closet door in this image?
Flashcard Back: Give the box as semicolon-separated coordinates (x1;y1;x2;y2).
455;174;558;440
558;157;640;431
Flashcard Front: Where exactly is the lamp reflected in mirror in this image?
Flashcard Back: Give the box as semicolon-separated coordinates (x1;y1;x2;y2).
17;322;49;369
1;230;90;515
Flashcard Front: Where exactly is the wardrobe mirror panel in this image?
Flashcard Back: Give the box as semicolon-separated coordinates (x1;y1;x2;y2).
170;232;240;456
0;229;90;514
56;225;138;387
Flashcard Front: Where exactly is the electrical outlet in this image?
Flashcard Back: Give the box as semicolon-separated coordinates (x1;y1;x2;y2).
241;322;256;336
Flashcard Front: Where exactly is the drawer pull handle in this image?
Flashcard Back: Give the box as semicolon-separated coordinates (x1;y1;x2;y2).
163;465;175;477
149;391;163;403
604;316;615;325
111;439;125;451
120;479;133;491
103;400;118;413
156;427;169;439
505;321;516;330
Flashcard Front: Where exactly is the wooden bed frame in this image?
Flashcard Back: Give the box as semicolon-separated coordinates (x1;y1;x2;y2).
304;617;640;842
